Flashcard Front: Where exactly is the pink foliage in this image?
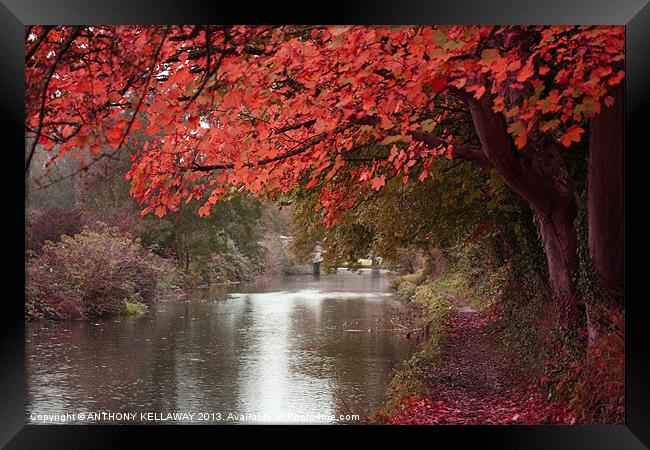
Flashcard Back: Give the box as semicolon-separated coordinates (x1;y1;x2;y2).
26;225;168;320
26;205;86;254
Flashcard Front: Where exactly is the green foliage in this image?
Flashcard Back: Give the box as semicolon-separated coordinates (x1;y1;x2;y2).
435;215;554;380
496;272;553;380
443;241;510;311
76;150;279;285
290;154;534;274
392;268;427;302
141;195;267;284
120;301;148;317
382;248;427;274
289;189;374;270
418;191;624;424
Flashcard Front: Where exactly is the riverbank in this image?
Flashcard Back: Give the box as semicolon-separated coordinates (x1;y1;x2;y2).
374;247;624;424
25;210;303;322
375;274;566;424
376;270;454;411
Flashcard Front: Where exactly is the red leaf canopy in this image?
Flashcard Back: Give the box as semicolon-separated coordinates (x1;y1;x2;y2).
25;25;624;225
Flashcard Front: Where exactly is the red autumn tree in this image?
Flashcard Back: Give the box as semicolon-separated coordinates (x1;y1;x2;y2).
25;25;624;331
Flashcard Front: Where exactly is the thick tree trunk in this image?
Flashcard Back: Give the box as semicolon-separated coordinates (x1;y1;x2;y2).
464;90;580;330
536;202;580;328
588;82;624;295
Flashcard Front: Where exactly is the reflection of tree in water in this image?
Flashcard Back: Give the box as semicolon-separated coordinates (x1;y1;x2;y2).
314;297;415;422
169;297;248;416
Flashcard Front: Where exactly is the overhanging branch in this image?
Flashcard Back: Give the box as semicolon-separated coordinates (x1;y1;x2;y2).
191;115;380;172
408;130;492;169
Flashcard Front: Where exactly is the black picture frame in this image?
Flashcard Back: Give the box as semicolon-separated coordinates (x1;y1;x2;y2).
2;1;649;448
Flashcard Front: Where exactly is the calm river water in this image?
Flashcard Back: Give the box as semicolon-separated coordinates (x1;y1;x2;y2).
26;269;414;424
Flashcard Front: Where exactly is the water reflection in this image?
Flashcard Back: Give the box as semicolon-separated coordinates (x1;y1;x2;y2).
26;269;413;424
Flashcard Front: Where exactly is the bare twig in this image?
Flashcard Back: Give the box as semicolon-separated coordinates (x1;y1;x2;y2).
26;26;81;174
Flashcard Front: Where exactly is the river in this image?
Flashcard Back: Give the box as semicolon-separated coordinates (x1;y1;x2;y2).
26;269;414;424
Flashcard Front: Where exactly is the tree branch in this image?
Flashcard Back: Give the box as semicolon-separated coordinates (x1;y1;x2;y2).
276;119;317;133
115;27;169;151
26;27;81;174
185;27;229;110
25;25;53;63
463;88;574;213
408;130;492;169
191;116;380;172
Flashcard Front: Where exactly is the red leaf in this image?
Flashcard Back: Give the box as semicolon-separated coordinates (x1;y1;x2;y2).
430;76;447;93
105;127;123;144
473;85;486;100
517;57;535;83
154;206;166;218
371;174;386;190
560;125;585;147
608;70;624;86
107;92;122;103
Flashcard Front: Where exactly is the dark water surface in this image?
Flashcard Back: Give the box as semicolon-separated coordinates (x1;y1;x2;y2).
26;269;414;424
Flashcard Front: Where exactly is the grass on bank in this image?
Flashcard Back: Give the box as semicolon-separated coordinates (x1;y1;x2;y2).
380;269;454;412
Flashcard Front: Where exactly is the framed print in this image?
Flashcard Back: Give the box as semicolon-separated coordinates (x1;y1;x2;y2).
2;0;649;448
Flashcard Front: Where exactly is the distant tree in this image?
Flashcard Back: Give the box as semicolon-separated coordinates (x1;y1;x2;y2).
74;148;268;282
139;193;266;281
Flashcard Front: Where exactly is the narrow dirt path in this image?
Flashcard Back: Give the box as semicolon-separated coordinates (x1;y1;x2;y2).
378;291;571;424
416;292;533;424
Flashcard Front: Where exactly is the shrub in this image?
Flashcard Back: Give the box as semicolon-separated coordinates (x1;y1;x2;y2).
210;250;256;283
539;306;624;424
573;306;624;423
26;205;87;254
26;224;172;320
393;268;428;302
83;210;142;238
121;301;148;317
182;235;266;285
